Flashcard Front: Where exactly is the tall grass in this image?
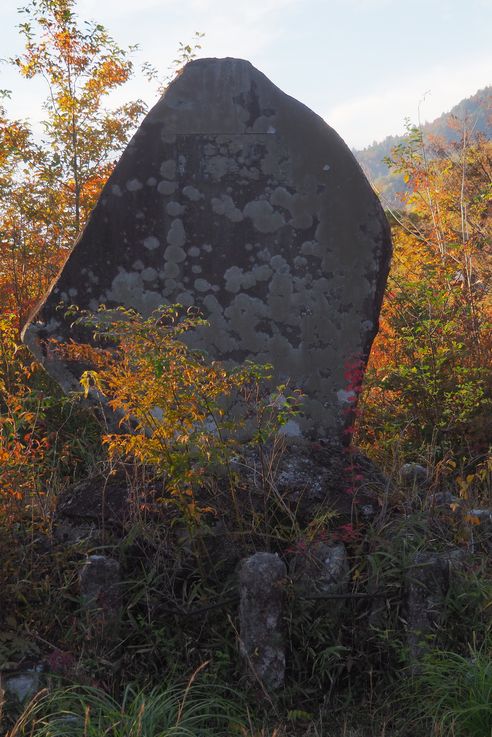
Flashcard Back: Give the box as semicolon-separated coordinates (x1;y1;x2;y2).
7;679;248;737
402;639;492;737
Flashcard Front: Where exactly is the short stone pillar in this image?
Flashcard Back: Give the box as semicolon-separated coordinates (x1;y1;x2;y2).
239;552;286;691
405;550;463;671
289;541;349;599
289;540;350;619
79;555;122;638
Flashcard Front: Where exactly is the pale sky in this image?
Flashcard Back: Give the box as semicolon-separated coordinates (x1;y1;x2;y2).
0;0;491;149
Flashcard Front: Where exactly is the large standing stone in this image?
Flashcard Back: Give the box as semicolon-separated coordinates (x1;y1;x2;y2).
22;57;391;439
239;552;286;690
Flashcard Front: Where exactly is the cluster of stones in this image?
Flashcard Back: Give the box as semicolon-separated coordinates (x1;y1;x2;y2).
9;57;487;703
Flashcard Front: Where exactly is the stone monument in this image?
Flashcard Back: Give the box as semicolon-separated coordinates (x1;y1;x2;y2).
22;57;391;439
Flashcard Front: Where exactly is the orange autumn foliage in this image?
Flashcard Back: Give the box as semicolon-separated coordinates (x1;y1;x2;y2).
0;0;146;332
358;125;491;464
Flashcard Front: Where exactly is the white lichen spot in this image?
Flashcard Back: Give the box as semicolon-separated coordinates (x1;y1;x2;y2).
257;247;272;262
267;125;276;134
182;185;202;201
141;267;158;282
203;294;223;313
202;243;212;253
224;294;269;350
270;186;292;210
224;266;243;294
111;184;122;196
188;246;200;258
166;201;185;216
270;254;289;273
160;159;176;179
143;236;160;251
87;270;99;284
194;278;212;293
166;219;186;248
132;260;145;270
157;180;177;195
242;272;258;289
146;177;157;186
294;256;308;268
252;264;273;281
164;278;177;293
164;245;186;263
243;199;284;233
211;194;243;222
163;262;180;278
126;178;143;192
323;163;331;171
192;265;202;274
106;270;162;315
176;291;194;307
68;287;78;297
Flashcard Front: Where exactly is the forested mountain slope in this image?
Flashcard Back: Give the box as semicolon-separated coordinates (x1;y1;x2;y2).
354;86;491;207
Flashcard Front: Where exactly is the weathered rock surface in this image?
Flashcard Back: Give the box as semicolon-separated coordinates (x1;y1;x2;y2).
1;663;44;704
239;552;286;690
53;472;132;543
235;439;388;523
400;463;429;488
289;541;349;599
22;57;391;440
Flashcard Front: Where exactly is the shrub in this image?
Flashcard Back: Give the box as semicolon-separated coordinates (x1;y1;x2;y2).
64;304;301;521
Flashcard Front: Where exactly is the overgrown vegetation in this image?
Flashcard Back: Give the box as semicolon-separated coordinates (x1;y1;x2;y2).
0;0;490;735
7;676;250;737
357;123;491;473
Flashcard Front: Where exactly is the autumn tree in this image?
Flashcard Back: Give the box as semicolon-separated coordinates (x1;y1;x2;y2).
0;0;149;329
0;102;62;328
13;0;146;239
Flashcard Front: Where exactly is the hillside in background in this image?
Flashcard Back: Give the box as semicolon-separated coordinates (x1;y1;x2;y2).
354;85;492;208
